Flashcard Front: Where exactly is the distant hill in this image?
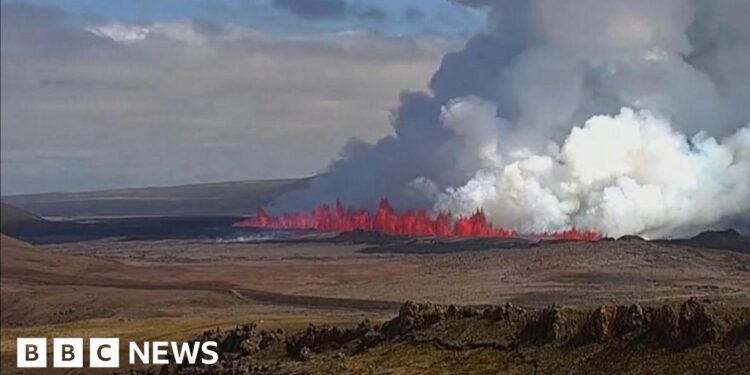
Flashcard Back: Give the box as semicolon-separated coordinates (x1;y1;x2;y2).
1;178;309;218
666;229;750;253
0;233;119;276
0;202;46;231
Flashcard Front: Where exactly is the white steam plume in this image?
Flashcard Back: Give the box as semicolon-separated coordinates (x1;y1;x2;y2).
433;103;750;238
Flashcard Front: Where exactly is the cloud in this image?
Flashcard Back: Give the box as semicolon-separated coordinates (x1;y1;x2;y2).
356;6;388;22
273;0;348;19
404;8;425;22
0;3;115;57
0;4;454;194
271;0;389;23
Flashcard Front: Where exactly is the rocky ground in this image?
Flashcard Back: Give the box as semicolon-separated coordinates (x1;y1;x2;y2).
2;230;749;374
119;298;750;375
33;231;750;311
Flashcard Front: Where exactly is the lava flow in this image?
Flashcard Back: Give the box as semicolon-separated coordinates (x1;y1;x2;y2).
234;199;602;241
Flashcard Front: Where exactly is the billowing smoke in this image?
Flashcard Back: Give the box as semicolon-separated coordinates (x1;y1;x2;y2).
434;105;749;238
280;0;750;238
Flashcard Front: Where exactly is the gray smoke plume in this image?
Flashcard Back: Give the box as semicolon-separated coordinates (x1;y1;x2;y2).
279;0;750;238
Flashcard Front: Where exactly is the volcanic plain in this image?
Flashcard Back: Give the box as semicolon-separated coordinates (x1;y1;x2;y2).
1;198;749;374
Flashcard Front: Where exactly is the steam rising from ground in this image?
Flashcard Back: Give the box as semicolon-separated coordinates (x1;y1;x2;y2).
281;0;750;238
434;105;749;238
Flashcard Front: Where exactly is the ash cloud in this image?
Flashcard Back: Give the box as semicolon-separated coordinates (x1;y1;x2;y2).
282;0;750;238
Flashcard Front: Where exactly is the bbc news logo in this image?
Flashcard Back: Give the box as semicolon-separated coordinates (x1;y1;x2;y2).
17;338;218;369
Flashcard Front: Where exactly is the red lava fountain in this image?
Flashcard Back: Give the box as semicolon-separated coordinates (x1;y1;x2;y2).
234;199;602;241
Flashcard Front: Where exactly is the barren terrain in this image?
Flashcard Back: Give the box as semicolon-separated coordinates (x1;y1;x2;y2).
1;229;749;374
35;234;750;309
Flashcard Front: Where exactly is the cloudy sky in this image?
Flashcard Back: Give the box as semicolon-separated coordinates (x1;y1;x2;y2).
0;0;486;194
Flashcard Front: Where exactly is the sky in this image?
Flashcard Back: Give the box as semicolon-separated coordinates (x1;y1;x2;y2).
0;0;487;195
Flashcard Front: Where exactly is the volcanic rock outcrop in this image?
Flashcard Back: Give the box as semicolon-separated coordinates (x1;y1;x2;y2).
285;320;379;359
119;298;749;375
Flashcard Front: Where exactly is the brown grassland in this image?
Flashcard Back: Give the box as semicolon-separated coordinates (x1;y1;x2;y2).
1;230;749;374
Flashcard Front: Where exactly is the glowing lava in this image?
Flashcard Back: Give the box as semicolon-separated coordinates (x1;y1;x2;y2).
234;199;601;241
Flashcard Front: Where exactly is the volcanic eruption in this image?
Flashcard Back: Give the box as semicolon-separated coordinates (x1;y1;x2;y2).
235;199;601;240
248;0;750;239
